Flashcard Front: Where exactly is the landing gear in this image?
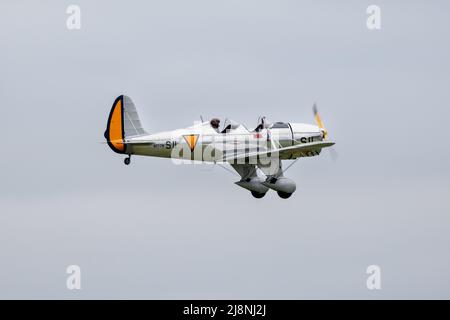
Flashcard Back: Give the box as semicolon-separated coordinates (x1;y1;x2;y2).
251;191;266;199
124;156;131;165
277;191;292;199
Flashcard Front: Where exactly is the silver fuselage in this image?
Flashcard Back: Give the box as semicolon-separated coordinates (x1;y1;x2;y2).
126;122;323;162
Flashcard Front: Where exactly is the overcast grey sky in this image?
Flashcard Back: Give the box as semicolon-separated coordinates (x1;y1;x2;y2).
1;0;450;299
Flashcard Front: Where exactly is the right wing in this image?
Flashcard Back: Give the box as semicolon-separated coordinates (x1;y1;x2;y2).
222;140;335;163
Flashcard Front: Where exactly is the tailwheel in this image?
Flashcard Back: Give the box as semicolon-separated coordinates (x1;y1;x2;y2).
251;191;266;199
277;191;292;199
124;156;131;165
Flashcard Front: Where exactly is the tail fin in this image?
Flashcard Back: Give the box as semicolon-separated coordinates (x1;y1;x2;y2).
104;95;147;154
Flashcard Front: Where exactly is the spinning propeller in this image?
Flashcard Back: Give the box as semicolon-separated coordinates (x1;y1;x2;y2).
313;103;337;160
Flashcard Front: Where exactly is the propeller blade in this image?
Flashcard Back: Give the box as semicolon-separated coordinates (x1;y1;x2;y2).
313;103;337;160
313;103;328;140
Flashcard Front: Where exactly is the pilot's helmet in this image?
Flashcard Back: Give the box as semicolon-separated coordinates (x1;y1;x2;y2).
210;118;220;129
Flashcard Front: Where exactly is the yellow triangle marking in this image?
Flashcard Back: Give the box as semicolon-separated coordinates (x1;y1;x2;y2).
183;134;199;152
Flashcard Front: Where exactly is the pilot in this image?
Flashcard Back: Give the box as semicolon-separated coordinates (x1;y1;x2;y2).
210;118;220;132
254;116;267;132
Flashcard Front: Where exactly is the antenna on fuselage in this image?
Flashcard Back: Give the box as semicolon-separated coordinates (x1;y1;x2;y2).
200;115;204;122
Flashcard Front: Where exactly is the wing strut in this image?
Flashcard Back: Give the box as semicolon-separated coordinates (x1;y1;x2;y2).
216;162;240;177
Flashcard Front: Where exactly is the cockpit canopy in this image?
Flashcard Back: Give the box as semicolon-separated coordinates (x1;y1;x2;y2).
208;117;290;133
221;119;241;133
207;118;249;133
269;122;289;129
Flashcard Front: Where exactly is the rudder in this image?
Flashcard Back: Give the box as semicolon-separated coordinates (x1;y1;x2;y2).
104;95;147;154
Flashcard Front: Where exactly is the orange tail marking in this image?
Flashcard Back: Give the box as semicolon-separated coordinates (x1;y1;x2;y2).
108;97;125;152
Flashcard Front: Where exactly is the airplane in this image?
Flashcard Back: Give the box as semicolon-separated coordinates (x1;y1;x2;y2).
104;95;335;199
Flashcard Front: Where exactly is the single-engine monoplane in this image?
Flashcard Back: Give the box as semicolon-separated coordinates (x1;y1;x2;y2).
104;95;335;198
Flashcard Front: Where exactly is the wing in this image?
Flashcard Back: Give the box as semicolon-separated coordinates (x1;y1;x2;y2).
222;140;335;163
